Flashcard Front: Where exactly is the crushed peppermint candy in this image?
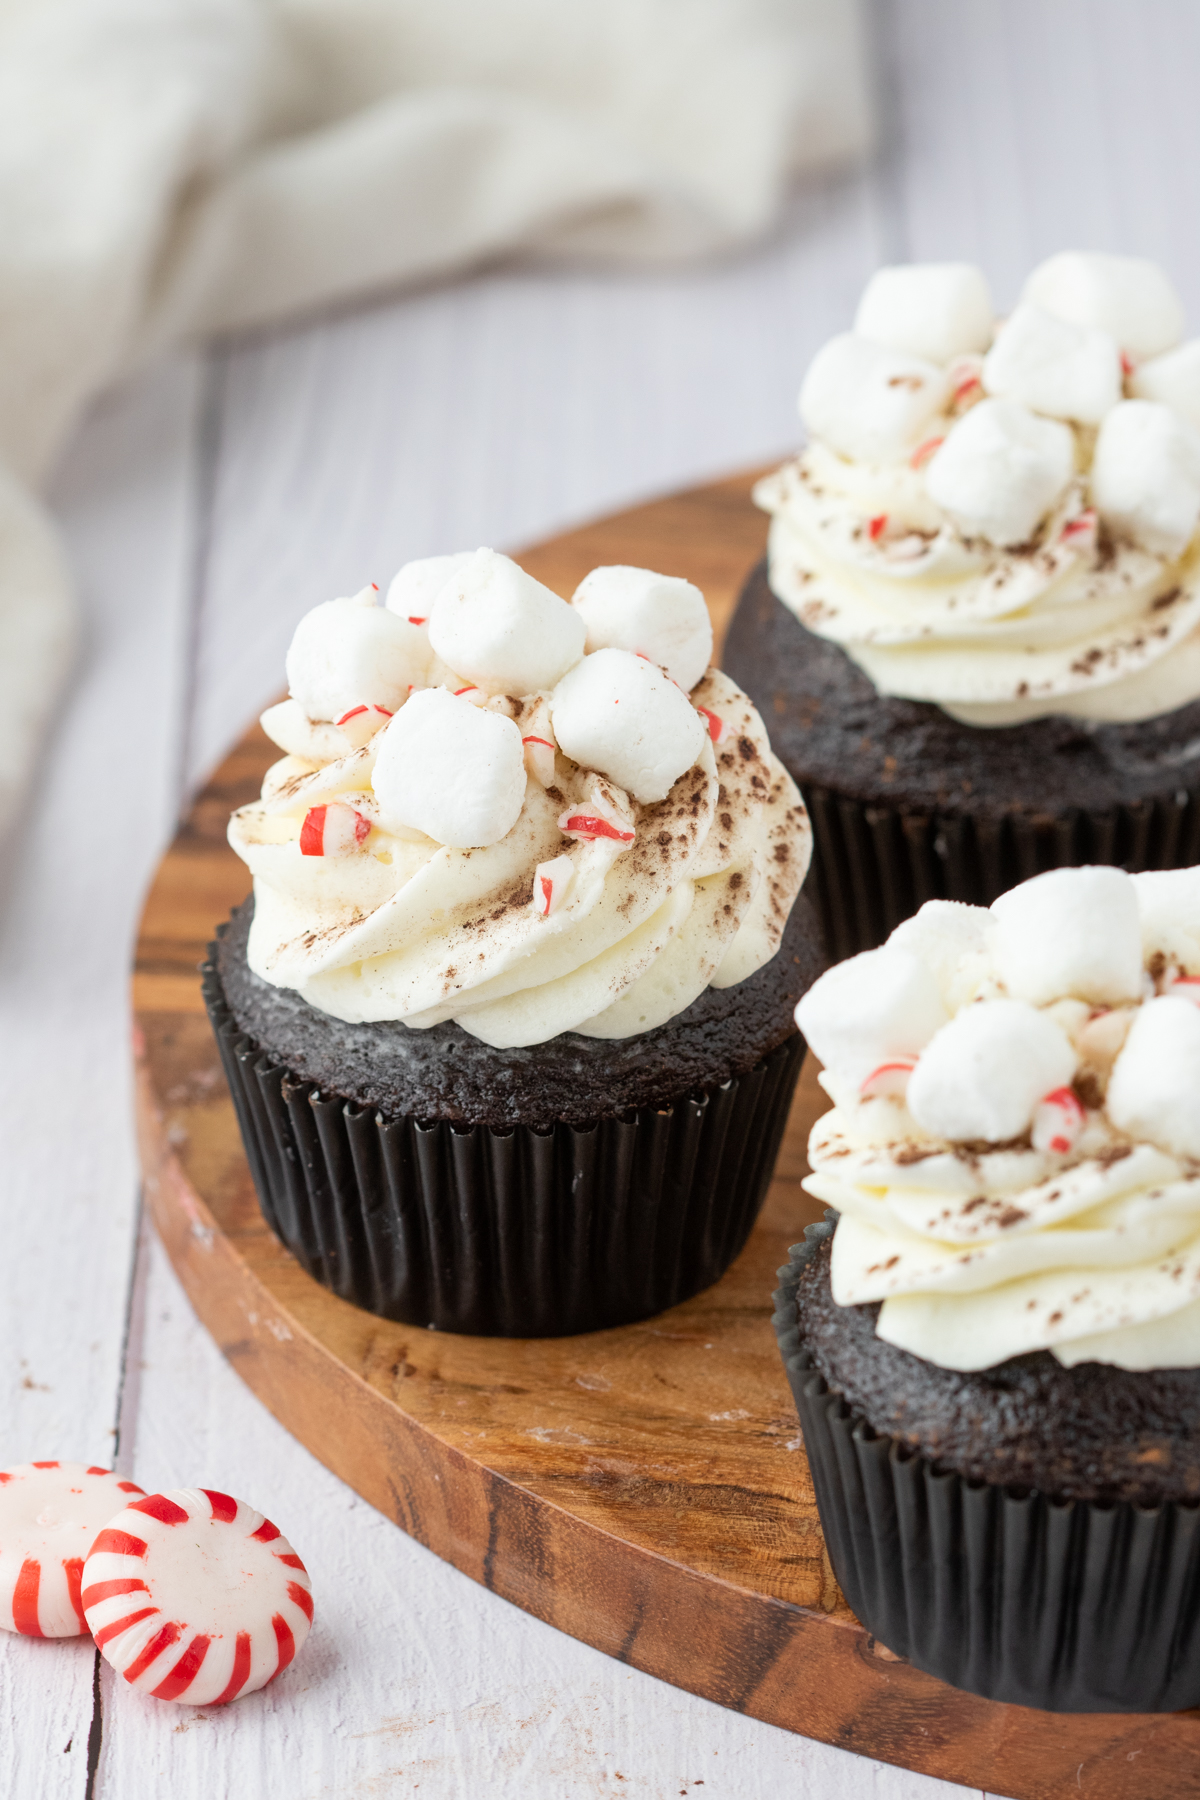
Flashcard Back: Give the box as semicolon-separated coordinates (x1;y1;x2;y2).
909;435;944;470
696;707;726;743
858;1057;917;1099
1031;1085;1085;1155
522;734;557;786
300;803;371;856
335;702;393;747
558;809;635;844
533;854;574;917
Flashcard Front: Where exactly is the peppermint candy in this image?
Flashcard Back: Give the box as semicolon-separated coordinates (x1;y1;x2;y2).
858;1057;917;1099
533;855;574;917
1031;1086;1085;1156
557;778;635;846
522;734;557;786
334;703;393;748
299;802;371;856
696;706;726;744
82;1489;313;1706
0;1463;145;1637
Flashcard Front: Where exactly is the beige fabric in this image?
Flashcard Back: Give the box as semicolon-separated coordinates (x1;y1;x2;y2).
0;0;872;837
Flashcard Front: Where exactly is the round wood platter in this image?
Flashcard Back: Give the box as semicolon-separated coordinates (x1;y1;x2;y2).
133;471;1198;1798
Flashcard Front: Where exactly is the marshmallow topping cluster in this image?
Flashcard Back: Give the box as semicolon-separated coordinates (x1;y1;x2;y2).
796;864;1200;1372
230;551;811;1047
759;252;1200;725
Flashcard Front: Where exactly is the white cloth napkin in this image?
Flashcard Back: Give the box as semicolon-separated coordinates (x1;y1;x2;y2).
0;0;872;836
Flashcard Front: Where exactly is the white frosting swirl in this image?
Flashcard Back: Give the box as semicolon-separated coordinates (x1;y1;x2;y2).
797;866;1200;1373
229;561;812;1049
760;443;1200;727
762;254;1200;726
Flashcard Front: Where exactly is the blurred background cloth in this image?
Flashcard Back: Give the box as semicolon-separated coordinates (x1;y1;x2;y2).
0;0;872;839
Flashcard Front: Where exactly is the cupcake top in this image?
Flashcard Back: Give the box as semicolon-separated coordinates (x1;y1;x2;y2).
229;550;811;1048
796;863;1200;1373
759;253;1200;726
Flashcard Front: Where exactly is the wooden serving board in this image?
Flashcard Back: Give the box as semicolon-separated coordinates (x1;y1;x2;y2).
132;472;1199;1799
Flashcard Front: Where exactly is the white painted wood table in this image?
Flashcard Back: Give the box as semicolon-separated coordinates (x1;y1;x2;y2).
6;4;1200;1794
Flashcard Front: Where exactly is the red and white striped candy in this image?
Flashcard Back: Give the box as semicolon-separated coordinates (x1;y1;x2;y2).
859;1057;917;1099
696;706;727;744
82;1489;313;1706
1059;508;1098;552
0;1462;145;1637
334;702;393;748
533;854;574;918
1166;973;1200;1006
299;802;371;856
1032;1085;1085;1156
557;803;635;845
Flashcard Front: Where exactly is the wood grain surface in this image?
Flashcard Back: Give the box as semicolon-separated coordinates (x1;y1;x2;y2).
134;474;1200;1800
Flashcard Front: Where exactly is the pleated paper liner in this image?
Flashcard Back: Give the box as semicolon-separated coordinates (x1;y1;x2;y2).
202;951;805;1336
773;1221;1200;1713
804;784;1200;962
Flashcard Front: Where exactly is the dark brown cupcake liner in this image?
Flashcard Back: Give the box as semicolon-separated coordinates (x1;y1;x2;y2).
772;1219;1200;1712
804;784;1200;961
202;951;805;1336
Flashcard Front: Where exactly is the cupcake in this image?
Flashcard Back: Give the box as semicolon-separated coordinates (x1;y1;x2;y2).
726;253;1200;959
774;862;1200;1711
207;550;824;1335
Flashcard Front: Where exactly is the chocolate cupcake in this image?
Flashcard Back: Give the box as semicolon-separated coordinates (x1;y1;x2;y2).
208;551;824;1335
774;862;1200;1710
725;254;1200;958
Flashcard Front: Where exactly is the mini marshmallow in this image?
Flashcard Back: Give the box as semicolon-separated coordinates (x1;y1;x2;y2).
989;866;1143;1006
1023;251;1185;361
549;649;706;804
1131;340;1200;430
1131;868;1200;973
888;900;991;1011
924;399;1073;546
1090;400;1200;557
982;303;1122;424
906;999;1077;1143
571;565;712;692
428;549;585;696
1107;996;1200;1159
798;333;952;464
286;590;431;721
372;688;526;847
385;552;474;624
854;262;994;365
794;945;947;1091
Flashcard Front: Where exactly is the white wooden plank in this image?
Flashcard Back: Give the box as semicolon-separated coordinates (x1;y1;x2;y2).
881;0;1200;310
94;1228;982;1800
0;357;202;1795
